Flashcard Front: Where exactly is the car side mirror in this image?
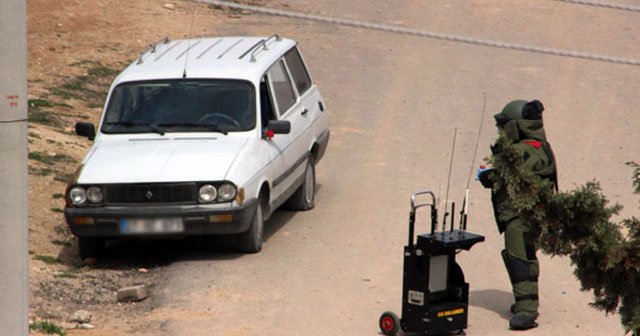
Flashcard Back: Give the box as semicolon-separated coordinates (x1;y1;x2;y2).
267;120;290;135
75;122;96;141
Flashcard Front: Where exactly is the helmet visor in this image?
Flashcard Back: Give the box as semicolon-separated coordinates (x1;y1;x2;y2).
494;113;510;128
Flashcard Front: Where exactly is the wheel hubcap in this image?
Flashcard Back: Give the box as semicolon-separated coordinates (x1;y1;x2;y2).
256;205;263;241
304;162;314;203
381;316;394;331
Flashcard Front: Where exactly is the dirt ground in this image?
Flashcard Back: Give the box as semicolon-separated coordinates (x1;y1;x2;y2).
26;0;272;333
27;0;640;335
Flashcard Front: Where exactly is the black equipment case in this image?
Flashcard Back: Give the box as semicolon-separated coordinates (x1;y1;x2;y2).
379;191;484;335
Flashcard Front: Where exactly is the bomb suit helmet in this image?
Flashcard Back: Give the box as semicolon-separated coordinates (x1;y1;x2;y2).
494;100;544;127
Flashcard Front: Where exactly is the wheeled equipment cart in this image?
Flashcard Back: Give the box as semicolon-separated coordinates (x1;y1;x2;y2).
379;190;484;335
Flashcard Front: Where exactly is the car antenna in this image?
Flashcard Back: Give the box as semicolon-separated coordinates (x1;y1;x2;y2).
460;93;487;232
183;2;198;79
442;127;457;232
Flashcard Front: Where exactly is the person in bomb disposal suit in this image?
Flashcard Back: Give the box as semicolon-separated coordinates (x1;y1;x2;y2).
477;99;558;330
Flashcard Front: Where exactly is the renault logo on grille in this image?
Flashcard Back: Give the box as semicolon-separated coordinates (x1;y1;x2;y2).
145;190;153;200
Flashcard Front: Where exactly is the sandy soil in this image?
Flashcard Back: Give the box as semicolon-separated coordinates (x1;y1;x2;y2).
27;0;640;335
26;0;269;333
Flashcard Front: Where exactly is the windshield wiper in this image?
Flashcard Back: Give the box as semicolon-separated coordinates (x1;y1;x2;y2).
157;122;228;135
106;121;165;136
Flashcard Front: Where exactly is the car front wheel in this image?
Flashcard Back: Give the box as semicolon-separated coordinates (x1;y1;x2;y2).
237;201;264;253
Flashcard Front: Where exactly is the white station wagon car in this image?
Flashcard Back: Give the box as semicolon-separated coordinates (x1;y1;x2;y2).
65;35;330;257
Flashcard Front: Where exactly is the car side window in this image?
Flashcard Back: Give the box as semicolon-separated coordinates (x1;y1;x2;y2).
267;60;296;116
260;76;277;128
284;47;312;95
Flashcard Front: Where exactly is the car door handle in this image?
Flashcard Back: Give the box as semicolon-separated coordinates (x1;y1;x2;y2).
301;108;309;116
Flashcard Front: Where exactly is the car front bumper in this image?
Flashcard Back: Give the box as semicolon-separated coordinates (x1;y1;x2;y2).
64;198;258;238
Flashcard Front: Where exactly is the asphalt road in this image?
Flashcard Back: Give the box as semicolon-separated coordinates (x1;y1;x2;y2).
122;1;639;335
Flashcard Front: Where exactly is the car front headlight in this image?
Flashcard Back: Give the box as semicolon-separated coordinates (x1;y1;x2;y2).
69;186;87;205
86;186;103;203
199;184;217;203
217;183;237;202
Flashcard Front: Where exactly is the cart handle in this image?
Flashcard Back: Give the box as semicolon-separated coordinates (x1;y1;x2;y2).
408;191;438;247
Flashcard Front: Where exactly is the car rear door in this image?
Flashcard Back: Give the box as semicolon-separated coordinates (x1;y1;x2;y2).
283;46;327;159
265;59;305;203
283;46;316;150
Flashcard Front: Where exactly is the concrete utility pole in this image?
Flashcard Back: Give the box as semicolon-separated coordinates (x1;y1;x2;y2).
0;0;29;334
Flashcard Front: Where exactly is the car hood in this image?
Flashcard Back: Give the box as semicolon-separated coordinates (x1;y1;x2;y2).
77;137;248;184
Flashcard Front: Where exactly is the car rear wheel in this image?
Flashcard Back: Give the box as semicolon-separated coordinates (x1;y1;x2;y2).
284;156;315;211
237;201;264;253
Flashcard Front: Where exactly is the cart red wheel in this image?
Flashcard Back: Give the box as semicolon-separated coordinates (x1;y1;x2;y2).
379;311;400;336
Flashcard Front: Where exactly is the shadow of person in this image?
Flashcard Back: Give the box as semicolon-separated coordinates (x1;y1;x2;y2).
469;289;513;320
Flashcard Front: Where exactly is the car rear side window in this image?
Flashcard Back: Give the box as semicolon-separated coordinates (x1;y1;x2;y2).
284;47;312;95
268;60;296;116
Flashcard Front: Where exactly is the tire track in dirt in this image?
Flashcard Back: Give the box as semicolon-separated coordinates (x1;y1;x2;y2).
65;1;639;335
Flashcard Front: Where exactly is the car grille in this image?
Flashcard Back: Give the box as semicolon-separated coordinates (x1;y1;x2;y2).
104;183;197;205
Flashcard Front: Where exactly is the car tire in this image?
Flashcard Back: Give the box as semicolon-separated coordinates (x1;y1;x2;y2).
78;237;105;260
237;201;264;253
284;156;315;211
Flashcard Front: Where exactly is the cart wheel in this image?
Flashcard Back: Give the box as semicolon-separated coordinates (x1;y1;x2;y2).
379;311;400;336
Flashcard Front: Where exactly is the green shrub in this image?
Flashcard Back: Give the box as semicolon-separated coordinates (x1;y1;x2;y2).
28;99;63;127
34;255;60;265
489;133;640;335
28;151;75;165
52;239;72;247
30;320;66;336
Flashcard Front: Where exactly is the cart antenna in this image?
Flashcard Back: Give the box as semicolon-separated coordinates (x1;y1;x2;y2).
436;183;442;216
460;93;487;231
465;93;487;189
443;127;457;231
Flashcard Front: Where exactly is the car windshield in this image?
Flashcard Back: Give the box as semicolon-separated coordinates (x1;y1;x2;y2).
101;79;255;134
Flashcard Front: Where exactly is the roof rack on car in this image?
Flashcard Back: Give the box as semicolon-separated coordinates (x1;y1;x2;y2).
218;38;245;59
196;38;223;59
238;39;267;60
136;37;171;65
176;40;202;60
238;34;281;63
